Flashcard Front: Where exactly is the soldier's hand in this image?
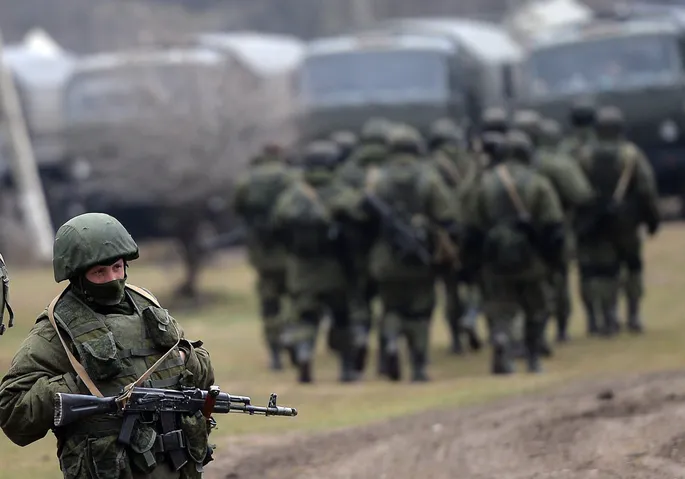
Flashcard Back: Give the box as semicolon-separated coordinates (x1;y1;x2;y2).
179;350;187;362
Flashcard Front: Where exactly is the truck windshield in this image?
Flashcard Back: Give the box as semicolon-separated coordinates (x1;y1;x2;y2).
65;63;223;123
299;49;451;107
528;34;680;97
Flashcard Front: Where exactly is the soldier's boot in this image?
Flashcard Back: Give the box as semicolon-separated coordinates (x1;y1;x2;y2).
377;335;388;377
556;313;570;343
512;339;527;359
539;316;553;358
384;335;402;382
339;344;360;383
447;317;464;355
599;302;620;337
583;299;599;336
462;306;483;352
295;340;314;384
627;299;644;334
524;320;544;374
268;342;283;371
351;325;369;374
410;351;430;382
491;333;514;375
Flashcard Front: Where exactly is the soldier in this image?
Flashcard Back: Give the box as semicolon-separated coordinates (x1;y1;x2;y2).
427;118;482;354
365;125;457;382
462;131;565;374
233;143;298;370
0;213;215;478
329;130;358;167
540;118;563;151
338;117;392;189
0;253;13;338
559;98;597;159
513;112;594;343
336;118;392;376
575;106;660;335
272;141;363;384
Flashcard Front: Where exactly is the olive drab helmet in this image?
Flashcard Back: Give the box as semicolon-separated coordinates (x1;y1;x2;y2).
595;106;625;139
360;117;392;144
428;118;465;150
0;253;13;336
329;130;358;163
387;124;426;155
540;118;562;148
569;98;597;128
481;108;508;134
512;110;542;146
506;130;534;164
53;213;140;283
302;140;341;171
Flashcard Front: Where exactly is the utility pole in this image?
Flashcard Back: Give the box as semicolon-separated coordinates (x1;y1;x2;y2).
0;29;54;262
351;0;376;29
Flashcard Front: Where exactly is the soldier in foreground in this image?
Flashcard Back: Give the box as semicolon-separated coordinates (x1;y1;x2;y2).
575;107;660;335
365;125;457;382
0;213;215;478
463;132;565;374
233;144;298;370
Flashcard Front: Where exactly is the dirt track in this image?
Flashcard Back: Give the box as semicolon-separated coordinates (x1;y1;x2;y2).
204;371;685;478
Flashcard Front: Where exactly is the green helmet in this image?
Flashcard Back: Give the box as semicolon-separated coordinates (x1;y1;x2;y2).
329;130;358;162
506;130;533;164
481;108;508;134
53;213;139;283
540;118;562;147
570;98;596;128
361;117;392;144
512;110;542;144
596;106;625;139
429;118;464;148
302;140;341;169
388;124;425;154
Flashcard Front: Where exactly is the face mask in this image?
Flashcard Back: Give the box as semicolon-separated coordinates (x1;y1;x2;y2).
81;276;127;306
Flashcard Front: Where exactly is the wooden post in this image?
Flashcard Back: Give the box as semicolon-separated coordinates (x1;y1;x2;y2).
0;29;54;261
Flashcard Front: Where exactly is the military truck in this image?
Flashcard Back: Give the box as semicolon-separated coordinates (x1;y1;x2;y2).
296;18;524;142
521;6;685;199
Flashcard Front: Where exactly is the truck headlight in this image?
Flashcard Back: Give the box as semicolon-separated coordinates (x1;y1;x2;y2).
660;120;679;142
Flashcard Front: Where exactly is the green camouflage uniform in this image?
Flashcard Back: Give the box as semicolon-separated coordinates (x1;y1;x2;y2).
0;213;215;479
329;130;358;168
428;118;482;354
463;131;565;374
575;107;660;335
366;125;456;382
272;141;364;383
233;150;298;370
335;119;391;375
513;112;594;343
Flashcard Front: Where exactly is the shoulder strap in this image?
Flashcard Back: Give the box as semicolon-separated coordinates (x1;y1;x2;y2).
434;151;462;185
47;283;176;399
47;290;104;397
614;146;637;203
495;165;529;218
125;283;161;307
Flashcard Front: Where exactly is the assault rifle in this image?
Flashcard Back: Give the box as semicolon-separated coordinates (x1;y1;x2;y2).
362;193;432;265
54;386;297;469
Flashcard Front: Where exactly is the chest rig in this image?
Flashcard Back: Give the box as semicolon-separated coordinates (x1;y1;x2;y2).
48;284;208;479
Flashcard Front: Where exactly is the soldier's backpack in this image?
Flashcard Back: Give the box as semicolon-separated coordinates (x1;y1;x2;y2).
579;143;637;237
373;159;432;262
242;164;293;233
482;165;537;275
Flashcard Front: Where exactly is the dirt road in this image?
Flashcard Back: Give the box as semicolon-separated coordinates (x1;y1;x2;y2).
206;371;685;478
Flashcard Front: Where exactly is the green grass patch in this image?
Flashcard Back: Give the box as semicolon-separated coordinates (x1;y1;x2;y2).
0;226;684;476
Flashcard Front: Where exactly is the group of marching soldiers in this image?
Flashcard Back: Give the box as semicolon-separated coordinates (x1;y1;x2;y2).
232;99;660;384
